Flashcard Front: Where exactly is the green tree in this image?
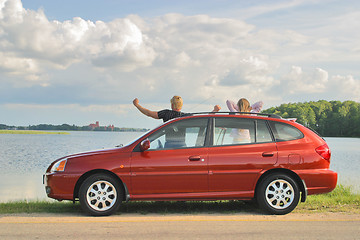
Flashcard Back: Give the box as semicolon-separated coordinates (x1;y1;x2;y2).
262;100;360;137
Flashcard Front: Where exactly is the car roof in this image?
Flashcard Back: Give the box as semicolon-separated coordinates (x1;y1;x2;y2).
184;112;282;119
178;112;309;132
158;112;284;126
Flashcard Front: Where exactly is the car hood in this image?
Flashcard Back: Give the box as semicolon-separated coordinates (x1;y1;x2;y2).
51;144;133;164
72;144;134;158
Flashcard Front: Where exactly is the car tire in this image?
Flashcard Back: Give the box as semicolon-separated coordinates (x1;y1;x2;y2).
256;173;300;215
79;173;122;216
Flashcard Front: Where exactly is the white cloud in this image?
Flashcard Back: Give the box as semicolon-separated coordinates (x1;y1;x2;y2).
208;55;276;92
284;66;329;94
0;0;156;85
0;52;41;83
330;75;360;102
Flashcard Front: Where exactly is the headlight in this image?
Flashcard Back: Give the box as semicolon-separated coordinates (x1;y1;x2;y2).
50;158;68;173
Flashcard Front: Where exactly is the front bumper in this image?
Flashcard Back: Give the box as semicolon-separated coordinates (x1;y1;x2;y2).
43;172;80;201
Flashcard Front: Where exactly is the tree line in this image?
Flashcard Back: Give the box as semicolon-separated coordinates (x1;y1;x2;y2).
0;123;149;132
262;100;360;137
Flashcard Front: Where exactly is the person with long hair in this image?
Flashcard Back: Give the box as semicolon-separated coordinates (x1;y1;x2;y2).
226;98;263;113
225;98;263;143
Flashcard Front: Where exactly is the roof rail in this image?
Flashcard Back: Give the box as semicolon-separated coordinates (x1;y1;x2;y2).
185;112;282;119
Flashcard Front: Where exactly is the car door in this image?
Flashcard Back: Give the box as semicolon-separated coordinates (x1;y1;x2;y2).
208;117;278;193
130;118;210;196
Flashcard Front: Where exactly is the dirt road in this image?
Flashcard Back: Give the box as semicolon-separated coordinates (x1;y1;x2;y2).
1;212;359;239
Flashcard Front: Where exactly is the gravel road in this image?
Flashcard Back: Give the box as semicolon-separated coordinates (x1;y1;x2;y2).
1;212;359;239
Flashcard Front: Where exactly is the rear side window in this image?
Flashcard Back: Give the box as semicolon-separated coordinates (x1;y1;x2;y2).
214;118;255;145
213;118;274;146
269;121;304;141
213;118;264;146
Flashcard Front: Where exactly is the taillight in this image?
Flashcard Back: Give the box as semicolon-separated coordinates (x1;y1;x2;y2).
315;144;331;161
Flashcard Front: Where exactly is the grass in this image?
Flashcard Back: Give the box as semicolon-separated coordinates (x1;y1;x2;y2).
0;185;359;215
0;130;69;135
295;184;360;214
0;200;81;214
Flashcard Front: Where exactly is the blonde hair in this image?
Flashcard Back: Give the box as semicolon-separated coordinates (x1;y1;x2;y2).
170;96;183;110
237;98;251;112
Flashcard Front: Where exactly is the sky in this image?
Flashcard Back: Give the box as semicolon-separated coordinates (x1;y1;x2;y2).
1;0;359;129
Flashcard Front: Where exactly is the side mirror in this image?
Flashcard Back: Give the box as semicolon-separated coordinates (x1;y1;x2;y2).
140;139;150;152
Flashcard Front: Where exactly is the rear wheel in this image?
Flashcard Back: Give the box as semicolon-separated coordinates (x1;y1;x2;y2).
79;174;122;216
257;174;300;215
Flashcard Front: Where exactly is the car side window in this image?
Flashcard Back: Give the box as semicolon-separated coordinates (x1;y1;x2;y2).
269;121;304;141
256;120;273;143
147;118;208;150
214;118;255;146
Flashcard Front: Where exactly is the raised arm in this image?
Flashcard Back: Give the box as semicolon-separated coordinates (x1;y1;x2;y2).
226;100;238;112
212;105;221;112
133;98;159;119
250;101;263;113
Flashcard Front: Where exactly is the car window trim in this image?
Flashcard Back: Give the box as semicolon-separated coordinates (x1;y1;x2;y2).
207;117;214;147
264;120;276;142
254;120;257;143
204;117;212;147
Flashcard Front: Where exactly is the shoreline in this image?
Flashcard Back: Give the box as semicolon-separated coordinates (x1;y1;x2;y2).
0;130;69;135
0;129;148;134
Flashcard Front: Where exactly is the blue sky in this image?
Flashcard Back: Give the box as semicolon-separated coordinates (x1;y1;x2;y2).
1;0;359;128
21;1;290;21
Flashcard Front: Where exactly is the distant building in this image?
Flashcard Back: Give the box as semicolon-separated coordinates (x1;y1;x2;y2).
89;121;100;130
88;121;115;131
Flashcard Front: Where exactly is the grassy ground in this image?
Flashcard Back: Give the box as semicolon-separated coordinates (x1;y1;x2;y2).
0;130;69;135
0;185;358;215
295;184;360;214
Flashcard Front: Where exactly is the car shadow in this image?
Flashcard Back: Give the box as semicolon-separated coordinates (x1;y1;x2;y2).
42;200;264;216
115;200;263;215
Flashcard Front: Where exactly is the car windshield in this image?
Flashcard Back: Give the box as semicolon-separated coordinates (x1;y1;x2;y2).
119;119;182;148
118;129;153;148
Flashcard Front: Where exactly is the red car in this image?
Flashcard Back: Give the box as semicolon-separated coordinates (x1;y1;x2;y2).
44;113;337;216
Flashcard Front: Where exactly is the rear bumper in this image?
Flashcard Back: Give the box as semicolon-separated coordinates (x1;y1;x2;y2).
295;169;338;195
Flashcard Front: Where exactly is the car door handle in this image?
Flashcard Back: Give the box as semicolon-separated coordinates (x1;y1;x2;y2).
189;156;202;161
262;152;274;157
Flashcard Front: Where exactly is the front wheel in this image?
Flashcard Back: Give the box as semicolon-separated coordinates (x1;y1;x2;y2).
79;174;123;216
256;174;300;215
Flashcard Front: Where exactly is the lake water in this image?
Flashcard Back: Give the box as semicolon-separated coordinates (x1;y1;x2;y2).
0;132;359;202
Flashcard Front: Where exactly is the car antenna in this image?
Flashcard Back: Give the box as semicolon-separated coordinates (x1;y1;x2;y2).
186;95;215;112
